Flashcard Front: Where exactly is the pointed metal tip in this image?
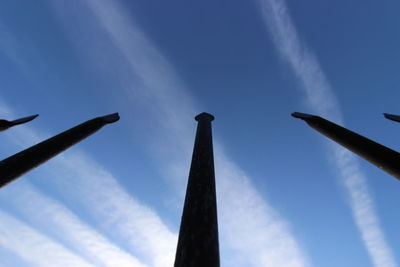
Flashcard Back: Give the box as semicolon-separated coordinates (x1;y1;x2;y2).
195;112;215;122
28;114;39;120
383;113;400;123
10;114;39;125
100;113;120;124
291;112;316;120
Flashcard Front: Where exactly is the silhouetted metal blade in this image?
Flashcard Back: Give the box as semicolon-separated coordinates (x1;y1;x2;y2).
292;112;400;180
0;114;39;132
0;113;119;188
384;113;400;123
174;112;220;267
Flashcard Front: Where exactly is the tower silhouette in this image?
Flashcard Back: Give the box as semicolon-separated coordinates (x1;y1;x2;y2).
174;112;220;267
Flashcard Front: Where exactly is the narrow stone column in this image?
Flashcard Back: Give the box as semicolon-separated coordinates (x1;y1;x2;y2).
174;112;220;267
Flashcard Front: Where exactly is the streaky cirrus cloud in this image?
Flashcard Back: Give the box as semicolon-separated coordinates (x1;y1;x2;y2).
51;0;312;266
0;209;95;267
215;149;311;267
0;17;178;266
0;180;148;267
46;151;178;267
257;0;397;266
0;109;177;267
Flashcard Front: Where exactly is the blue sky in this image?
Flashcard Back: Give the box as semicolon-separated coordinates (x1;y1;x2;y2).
0;0;400;266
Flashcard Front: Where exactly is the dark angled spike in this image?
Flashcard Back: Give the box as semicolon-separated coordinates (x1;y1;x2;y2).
0;113;119;188
0;114;39;132
292;112;400;180
174;112;220;267
384;113;400;123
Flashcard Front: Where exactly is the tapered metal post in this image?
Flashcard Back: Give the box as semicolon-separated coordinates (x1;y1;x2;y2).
174;112;220;267
0;113;119;188
0;114;38;132
292;112;400;180
384;113;400;123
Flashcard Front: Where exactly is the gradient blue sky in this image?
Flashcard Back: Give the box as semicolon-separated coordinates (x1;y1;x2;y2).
1;1;400;266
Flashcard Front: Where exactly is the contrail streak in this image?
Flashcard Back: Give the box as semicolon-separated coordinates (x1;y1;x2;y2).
0;209;95;267
1;181;148;267
257;0;397;266
62;0;312;266
0;116;177;267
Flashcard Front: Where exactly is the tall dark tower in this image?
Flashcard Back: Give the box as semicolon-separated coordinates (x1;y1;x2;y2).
174;112;220;267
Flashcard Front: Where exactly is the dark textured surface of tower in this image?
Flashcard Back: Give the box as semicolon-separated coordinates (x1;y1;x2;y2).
174;112;220;267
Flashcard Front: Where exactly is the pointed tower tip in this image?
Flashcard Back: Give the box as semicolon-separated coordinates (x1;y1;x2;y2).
11;114;39;125
100;113;120;124
383;113;400;123
291;112;316;120
195;112;215;122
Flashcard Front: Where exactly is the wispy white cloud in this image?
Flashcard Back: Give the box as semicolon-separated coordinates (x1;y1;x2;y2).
0;209;95;267
0;105;177;267
57;0;312;266
0;22;26;70
1;1;312;266
216;151;310;267
257;0;397;266
0;21;42;81
0;20;176;267
1;181;148;267
258;0;340;121
45;151;178;267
